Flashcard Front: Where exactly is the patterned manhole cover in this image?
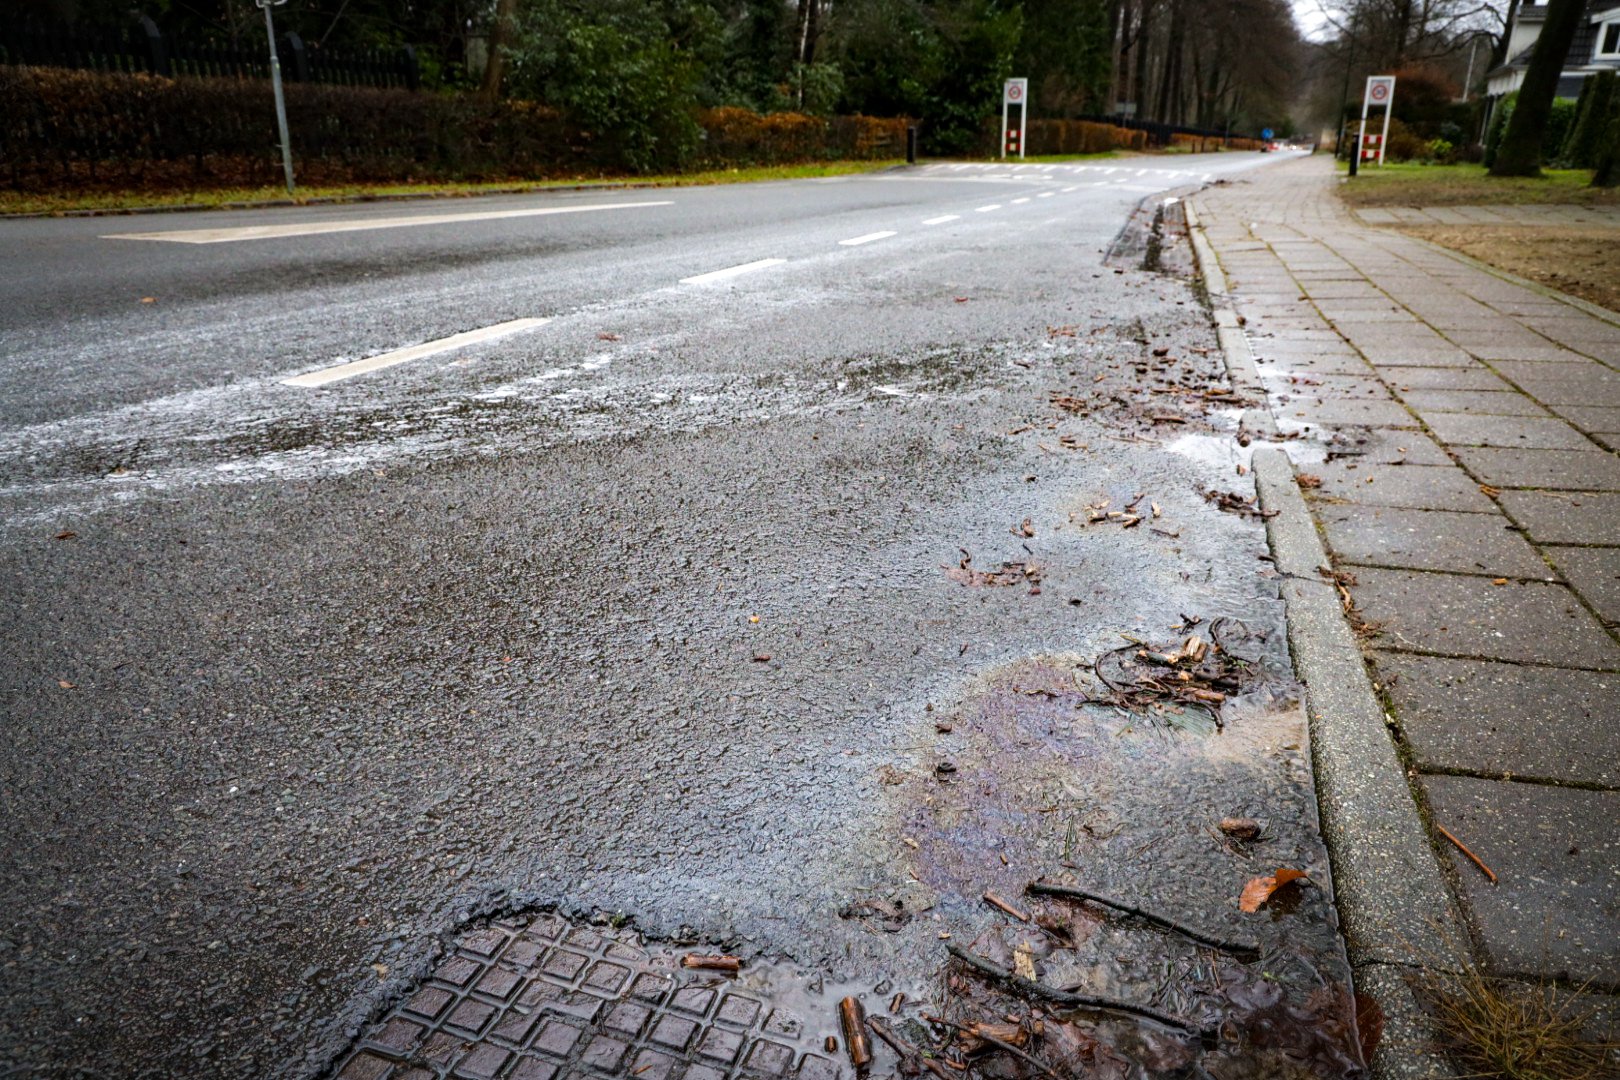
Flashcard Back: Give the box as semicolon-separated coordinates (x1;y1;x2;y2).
330;913;857;1080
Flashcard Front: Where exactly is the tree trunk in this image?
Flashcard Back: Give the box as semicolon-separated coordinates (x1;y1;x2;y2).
1491;0;1583;177
1132;0;1154;118
479;0;518;100
1488;0;1521;70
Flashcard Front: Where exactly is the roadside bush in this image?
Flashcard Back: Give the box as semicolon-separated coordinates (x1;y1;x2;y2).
1483;92;1579;168
0;66;909;193
1562;70;1617;168
1483;92;1513;167
1594;92;1620;187
1426;137;1456;162
1382;117;1429;162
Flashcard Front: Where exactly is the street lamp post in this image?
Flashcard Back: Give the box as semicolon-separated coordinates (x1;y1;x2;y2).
258;0;296;195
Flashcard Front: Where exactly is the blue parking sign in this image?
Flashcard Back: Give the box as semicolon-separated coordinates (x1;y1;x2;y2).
1262;128;1274;140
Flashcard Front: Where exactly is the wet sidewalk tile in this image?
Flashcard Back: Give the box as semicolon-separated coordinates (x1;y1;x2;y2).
1350;567;1620;669
1423;776;1620;985
1375;654;1620;786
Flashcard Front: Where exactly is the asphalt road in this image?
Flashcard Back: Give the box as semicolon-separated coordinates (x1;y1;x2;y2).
0;153;1338;1079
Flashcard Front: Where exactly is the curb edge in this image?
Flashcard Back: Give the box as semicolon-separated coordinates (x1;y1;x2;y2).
1184;199;1464;1080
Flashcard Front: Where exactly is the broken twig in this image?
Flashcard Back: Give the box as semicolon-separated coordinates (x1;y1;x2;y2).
1436;824;1498;885
867;1015;954;1080
924;1015;1062;1080
1025;881;1260;959
681;954;741;972
839;997;872;1068
943;943;1209;1036
983;890;1031;922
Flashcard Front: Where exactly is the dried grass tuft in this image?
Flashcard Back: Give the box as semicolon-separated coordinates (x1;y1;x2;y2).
1422;964;1618;1080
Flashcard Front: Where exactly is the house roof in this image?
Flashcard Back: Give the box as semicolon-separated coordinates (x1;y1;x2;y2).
1487;0;1619;76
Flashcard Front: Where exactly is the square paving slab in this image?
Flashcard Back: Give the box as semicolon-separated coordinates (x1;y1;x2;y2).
1381;368;1515;392
1452;448;1620;491
1421;415;1594;450
1422;775;1620;985
1375;653;1620;786
1319;428;1452;466
1496;490;1620;545
1547;546;1620;625
1550;405;1620;434
1401;391;1551;418
1308;463;1497;512
1318;505;1546;577
1349;567;1620;669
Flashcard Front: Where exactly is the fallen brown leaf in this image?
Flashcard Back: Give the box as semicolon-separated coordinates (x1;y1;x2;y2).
54;530;77;540
1239;868;1308;912
1220;817;1261;840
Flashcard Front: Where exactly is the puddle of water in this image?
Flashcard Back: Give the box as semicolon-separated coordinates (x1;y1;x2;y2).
881;647;1365;1078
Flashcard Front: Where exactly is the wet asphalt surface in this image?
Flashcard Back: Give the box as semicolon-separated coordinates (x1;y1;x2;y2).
0;154;1351;1079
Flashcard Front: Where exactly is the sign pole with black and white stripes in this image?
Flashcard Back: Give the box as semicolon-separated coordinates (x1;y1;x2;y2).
1002;78;1028;160
1358;75;1395;168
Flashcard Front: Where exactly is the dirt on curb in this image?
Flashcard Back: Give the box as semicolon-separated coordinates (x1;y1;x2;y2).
1398;224;1620;314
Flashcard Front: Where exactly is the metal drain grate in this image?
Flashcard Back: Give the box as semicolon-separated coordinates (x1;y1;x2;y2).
331;913;845;1080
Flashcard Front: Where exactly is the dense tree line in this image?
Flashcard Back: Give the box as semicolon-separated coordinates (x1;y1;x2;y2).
22;0;1302;152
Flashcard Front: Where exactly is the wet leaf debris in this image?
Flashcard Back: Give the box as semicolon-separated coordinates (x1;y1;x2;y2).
1086;618;1266;729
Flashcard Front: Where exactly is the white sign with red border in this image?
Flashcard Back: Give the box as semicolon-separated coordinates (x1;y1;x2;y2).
1365;76;1394;108
1001;78;1029;160
1358;76;1396;166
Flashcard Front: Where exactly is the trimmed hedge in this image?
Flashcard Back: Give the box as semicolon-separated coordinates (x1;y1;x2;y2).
695;107;910;167
969;118;1153;157
0;66;910;192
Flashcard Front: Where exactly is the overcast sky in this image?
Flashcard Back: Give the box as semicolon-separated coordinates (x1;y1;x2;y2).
1292;0;1335;41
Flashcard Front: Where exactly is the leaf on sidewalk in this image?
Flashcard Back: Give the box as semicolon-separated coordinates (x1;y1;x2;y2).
1239;868;1308;912
1354;991;1385;1062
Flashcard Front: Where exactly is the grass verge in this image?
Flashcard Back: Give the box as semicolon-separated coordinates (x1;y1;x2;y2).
1336;162;1620;208
0;160;906;216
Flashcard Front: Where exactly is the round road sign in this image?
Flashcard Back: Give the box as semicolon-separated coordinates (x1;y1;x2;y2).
1007;83;1024;102
1369;81;1390;104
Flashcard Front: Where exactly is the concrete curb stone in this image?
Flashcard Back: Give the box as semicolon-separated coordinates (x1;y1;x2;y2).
1185;198;1463;1079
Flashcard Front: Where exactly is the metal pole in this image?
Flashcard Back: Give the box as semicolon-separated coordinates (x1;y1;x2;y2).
1018;99;1026;160
1000;96;1008;160
262;1;295;195
1337;15;1358;160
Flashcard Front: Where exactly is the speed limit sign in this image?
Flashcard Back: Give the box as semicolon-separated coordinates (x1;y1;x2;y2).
1359;76;1396;167
1001;78;1029;160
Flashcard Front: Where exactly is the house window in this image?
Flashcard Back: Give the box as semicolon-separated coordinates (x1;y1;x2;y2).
1600;18;1620;59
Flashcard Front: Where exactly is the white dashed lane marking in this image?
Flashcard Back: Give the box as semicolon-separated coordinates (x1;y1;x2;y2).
839;231;898;246
282;318;550;387
680;258;787;285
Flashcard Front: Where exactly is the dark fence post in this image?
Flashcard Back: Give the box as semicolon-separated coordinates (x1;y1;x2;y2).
135;14;169;76
281;31;308;82
906;124;917;163
401;45;419;91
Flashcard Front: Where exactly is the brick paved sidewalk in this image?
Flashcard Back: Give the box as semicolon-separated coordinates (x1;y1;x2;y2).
1191;156;1618;1015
